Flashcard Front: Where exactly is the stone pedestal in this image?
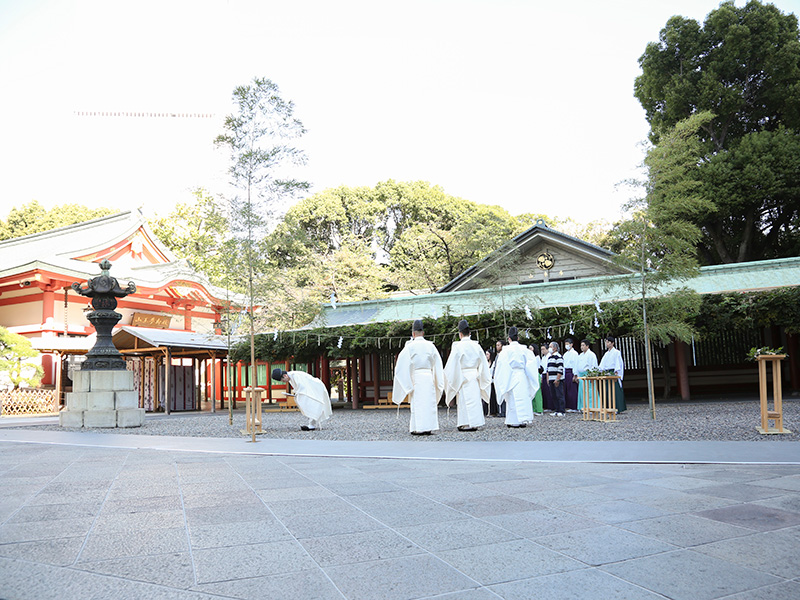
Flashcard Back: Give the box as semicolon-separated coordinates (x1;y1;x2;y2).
59;369;145;428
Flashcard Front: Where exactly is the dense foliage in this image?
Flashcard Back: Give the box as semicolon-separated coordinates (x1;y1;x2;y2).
632;0;800;264
0;201;116;241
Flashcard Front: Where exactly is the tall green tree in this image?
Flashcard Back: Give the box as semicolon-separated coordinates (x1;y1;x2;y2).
0;201;116;240
611;113;712;415
0;327;43;389
634;0;800;264
214;77;309;380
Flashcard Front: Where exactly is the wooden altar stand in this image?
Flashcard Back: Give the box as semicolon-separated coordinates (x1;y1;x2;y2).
756;354;791;434
577;375;620;423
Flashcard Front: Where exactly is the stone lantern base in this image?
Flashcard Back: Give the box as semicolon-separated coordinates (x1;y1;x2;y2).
59;369;145;428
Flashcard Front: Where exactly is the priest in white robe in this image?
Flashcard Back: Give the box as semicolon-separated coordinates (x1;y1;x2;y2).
493;326;539;427
562;338;580;412
444;319;491;431
272;368;333;431
392;319;445;435
575;338;598;411
598;335;627;412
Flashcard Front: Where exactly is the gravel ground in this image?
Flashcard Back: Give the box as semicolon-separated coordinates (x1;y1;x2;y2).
9;398;800;442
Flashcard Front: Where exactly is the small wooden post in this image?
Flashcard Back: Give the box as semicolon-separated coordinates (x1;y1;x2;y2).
242;387;264;441
756;355;791;434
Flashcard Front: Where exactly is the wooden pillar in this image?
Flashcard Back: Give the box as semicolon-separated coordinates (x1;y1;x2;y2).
787;333;799;392
139;357;146;409
211;355;217;413
165;348;172;415
350;358;359;409
53;352;63;412
372;353;380;403
321;354;330;390
358;356;366;403
674;340;690;401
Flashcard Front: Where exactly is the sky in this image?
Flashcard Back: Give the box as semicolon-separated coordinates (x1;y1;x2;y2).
1;0;799;225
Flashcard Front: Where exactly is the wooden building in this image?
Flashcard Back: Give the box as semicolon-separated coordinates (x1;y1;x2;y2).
0;210;240;412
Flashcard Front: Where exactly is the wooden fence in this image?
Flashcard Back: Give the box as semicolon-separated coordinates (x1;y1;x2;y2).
0;389;59;416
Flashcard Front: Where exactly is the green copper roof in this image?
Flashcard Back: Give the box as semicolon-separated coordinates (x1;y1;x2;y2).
305;256;800;329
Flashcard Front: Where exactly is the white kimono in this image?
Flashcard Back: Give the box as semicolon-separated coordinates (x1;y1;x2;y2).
599;347;624;381
286;371;333;427
444;336;491;428
493;341;539;425
392;336;445;433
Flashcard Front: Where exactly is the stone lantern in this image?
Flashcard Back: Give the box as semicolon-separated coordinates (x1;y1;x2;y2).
59;260;145;428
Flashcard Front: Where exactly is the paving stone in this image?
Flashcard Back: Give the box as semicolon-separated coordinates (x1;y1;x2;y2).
692;526;800;578
561;498;670;524
435;538;584;585
445;494;545;517
638;475;720;491
619;513;753;547
533;525;676;565
300;528;423;566
78;527;189;562
581;480;674;501
75;551;196;589
278;508;385;539
685;482;788;502
722;580;800;600
255;484;337;502
695;503;800;531
490;567;664;600
753;493;800;514
184;503;274;526
485;508;600;538
188;518;292;549
0;516;95;543
263;495;354;519
325;553;478;600
601;549;782;600
416;589;497;600
749;475;800;492
6;501;101;523
101;494;184;515
193;567;343;600
397;481;498;504
192;539;317;584
91;509;186;534
396;518;521;552
322;478;403;496
0;536;85;566
632;489;740;513
347;491;465;527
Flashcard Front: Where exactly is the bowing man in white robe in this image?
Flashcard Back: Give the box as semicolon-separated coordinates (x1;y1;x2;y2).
444;319;491;431
272;368;333;431
392;319;445;435
493;326;539;427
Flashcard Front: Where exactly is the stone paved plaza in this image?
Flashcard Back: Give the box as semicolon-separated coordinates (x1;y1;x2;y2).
1;425;800;600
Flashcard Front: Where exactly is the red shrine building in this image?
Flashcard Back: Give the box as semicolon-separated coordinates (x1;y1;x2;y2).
0;210;236;411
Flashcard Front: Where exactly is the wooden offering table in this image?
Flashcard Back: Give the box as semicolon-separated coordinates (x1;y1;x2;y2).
756;354;791;435
577;375;620;423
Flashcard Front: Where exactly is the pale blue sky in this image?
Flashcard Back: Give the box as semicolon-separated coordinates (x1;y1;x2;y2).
1;0;799;224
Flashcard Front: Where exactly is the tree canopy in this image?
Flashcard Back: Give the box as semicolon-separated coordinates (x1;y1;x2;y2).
0;201;116;241
0;326;43;389
633;0;800;264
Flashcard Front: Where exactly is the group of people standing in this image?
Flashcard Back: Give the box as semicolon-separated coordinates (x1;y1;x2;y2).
271;319;626;435
391;319;626;435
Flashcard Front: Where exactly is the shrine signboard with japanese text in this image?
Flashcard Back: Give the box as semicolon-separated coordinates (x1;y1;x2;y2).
131;312;172;329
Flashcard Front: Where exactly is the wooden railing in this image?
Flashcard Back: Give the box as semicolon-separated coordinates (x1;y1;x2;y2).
0;389;59;416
